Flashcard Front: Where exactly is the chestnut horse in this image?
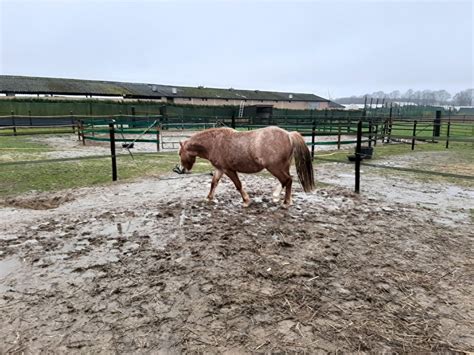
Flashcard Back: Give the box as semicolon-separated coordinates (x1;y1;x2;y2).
178;126;314;207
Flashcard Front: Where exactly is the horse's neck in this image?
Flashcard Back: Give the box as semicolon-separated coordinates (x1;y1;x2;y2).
190;130;218;158
191;129;228;159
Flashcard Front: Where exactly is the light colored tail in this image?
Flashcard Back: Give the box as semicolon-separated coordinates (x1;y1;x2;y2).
289;131;315;193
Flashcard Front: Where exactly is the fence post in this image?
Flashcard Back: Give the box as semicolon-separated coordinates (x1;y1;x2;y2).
381;118;387;143
373;120;378;147
70;111;75;133
387;104;393;143
337;121;341;150
411;120;417;150
231;112;236;129
81;120;86;145
445;120;451;149
311;119;316;160
355;120;362;194
11;111;17;136
77;119;82;141
109;122;117;181
156;122;161;152
28;110;32;127
368;120;373;148
433;110;441;141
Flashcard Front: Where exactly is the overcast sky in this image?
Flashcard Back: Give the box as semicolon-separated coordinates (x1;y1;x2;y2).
0;0;472;98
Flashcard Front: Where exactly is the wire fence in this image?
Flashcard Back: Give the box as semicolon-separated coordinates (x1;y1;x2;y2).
1;112;473;194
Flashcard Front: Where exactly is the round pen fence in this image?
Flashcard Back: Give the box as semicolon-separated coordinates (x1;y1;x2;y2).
1;110;473;192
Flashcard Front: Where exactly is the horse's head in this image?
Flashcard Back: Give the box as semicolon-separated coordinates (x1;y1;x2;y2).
178;140;197;172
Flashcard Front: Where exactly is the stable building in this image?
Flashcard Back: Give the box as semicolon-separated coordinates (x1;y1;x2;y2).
0;75;342;110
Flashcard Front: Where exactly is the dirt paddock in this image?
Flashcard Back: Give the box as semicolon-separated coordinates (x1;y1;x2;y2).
0;166;473;352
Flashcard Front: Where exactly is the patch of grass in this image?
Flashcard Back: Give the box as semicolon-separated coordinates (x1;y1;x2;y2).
0;135;48;150
314;141;472;164
0;135;58;162
0;127;76;136
0;153;212;197
314;141;474;187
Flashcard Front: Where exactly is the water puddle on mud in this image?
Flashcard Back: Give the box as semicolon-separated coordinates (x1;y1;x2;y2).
0;258;21;279
0;257;22;292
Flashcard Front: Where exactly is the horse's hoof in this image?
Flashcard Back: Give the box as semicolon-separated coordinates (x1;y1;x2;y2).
282;201;293;209
242;200;252;208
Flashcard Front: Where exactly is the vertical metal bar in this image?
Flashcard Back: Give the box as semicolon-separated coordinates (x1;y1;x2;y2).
368;120;373;148
156;122;161;152
11;111;17;136
324;109;328;133
445;120;451;149
387;103;393;143
311;119;316;160
77;119;81;141
355;120;362;194
433;110;441;141
28;110;32;127
337;122;341;150
70;111;75;133
374;121;378;147
109;122;117;181
411;120;417;150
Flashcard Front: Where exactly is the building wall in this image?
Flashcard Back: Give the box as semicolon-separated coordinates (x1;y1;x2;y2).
173;97;329;110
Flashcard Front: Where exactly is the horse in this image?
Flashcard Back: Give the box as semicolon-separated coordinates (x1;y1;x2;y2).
178;126;315;207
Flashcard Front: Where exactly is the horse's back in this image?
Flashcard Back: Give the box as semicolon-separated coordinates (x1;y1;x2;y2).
206;127;293;172
244;126;293;167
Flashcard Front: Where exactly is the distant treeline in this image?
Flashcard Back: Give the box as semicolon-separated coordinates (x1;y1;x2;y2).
336;88;473;107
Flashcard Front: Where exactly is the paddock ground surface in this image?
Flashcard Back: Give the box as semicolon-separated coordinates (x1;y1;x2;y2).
0;151;473;352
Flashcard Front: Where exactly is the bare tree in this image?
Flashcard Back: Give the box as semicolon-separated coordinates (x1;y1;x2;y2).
453;89;474;106
389;90;401;99
434;90;451;104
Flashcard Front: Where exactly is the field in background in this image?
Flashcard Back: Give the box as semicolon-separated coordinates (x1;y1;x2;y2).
0;131;472;198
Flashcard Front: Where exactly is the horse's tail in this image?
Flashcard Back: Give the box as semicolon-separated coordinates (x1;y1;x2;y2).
289;131;315;193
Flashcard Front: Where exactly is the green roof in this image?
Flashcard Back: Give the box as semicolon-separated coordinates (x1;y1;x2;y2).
0;75;329;102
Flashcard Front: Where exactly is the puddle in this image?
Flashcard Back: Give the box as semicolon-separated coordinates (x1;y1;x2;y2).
0;257;21;279
0;257;22;292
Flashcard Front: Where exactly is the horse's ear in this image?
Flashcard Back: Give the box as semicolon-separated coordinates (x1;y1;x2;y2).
179;141;184;148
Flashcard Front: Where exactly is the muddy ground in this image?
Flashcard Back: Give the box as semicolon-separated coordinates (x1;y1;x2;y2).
1;157;473;353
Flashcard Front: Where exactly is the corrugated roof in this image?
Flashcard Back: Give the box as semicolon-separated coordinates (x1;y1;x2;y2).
0;75;329;102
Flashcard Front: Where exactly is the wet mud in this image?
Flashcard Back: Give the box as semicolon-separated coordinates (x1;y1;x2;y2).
0;174;473;353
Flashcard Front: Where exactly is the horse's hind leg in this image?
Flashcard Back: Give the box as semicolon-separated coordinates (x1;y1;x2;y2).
272;184;283;203
267;166;292;207
207;169;223;201
225;170;251;207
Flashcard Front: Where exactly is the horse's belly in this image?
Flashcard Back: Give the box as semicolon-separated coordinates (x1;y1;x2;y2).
236;165;263;174
230;159;263;173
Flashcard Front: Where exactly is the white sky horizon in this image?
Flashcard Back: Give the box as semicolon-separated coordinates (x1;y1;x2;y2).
0;0;472;99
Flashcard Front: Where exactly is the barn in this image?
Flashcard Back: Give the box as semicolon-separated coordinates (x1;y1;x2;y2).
0;75;343;110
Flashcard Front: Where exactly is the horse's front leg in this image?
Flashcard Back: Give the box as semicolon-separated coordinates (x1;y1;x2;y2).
225;170;251;207
207;169;223;201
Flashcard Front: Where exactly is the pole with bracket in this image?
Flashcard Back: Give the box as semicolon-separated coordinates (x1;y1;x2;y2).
109;122;117;181
411;120;417;150
355;120;362;194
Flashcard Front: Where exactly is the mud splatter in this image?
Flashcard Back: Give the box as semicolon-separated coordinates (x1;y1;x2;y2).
0;174;472;353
